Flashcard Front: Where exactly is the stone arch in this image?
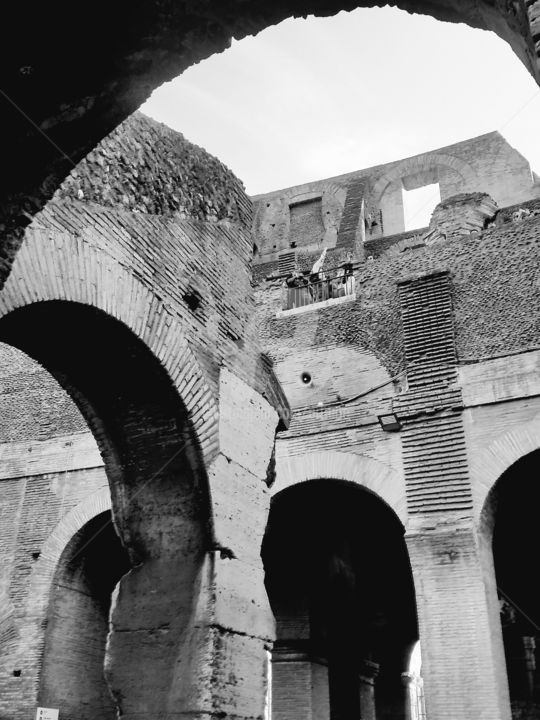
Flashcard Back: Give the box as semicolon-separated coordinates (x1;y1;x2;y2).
0;226;218;462
265;452;416;720
38;507;130;720
38;487;112;573
17;491;113;698
1;1;539;288
0;487;113;693
274;450;407;525
372;152;478;204
472;412;540;523
0;231;215;716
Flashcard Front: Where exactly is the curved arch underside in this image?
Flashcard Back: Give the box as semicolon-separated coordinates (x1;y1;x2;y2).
0;0;539;283
0;300;209;559
0;300;211;718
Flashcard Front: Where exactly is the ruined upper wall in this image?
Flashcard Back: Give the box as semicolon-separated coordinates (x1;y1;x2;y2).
252;132;540;259
255;195;540;424
1;0;538;293
56;112;252;228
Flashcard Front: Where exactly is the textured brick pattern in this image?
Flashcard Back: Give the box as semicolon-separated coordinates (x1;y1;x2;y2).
0;189;282;720
0;344;87;442
395;272;471;513
398;272;457;389
289;199;325;249
336;179;365;248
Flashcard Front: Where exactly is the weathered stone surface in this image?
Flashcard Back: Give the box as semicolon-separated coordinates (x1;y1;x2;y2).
208;453;272;565
424;192;498;244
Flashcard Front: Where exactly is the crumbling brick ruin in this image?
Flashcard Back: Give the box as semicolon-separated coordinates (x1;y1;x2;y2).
1;104;540;720
1;4;540;719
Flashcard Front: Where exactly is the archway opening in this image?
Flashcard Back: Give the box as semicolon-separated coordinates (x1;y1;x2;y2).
39;511;130;719
488;449;540;720
0;338;110;717
0;300;210;716
262;479;418;720
0;300;209;561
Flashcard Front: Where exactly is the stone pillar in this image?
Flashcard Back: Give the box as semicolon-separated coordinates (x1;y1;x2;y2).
271;650;330;720
405;517;512;720
106;369;280;720
358;659;379;720
401;672;414;720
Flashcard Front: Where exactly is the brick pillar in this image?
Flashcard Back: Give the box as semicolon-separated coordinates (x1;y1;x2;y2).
358;659;379;720
405;518;512;720
272;651;330;720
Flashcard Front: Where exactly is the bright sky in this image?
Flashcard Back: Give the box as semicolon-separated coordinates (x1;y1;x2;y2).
141;6;540;203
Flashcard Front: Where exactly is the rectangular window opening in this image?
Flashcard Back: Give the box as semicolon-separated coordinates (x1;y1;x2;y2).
402;182;441;231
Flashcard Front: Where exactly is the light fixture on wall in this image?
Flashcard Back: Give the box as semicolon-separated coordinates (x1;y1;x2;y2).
377;412;402;432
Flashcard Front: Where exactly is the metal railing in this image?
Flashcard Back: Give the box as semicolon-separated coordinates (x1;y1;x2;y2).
281;266;355;311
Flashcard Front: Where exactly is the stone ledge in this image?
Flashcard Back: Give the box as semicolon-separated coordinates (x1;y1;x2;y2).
275;293;356;318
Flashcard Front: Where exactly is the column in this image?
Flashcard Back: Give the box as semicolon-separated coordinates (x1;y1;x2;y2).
358;659;379;720
405;518;512;720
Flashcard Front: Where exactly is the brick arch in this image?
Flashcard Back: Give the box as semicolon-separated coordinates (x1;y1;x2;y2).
2;0;538;292
372;152;478;203
472;413;540;522
274;450;407;525
38;500;129;720
39;487;112;572
7;490;113;710
0;226;218;462
0;227;217;717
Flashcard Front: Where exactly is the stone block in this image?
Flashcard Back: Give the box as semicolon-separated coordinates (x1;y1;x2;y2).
219;368;278;480
207;453;271;565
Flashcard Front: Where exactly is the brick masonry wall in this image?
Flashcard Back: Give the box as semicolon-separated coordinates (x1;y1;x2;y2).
0;343;87;442
253;132;540;257
0;464;109;718
258;212;540;377
31;198;282;414
0;124;282;717
255;206;540;544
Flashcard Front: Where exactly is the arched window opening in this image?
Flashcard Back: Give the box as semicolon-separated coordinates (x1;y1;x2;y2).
39;512;130;719
262;480;418;720
489;450;540;720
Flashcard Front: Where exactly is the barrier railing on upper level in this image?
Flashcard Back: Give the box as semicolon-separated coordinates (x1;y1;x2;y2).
281;265;355;311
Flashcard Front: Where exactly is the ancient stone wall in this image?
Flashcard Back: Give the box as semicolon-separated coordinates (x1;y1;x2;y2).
0;117;283;718
252;133;540;255
254;191;540;720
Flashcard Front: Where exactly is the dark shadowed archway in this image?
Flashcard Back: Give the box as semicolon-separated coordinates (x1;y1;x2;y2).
262;479;418;720
0;300;211;717
39;511;130;720
485;449;540;720
0;300;209;560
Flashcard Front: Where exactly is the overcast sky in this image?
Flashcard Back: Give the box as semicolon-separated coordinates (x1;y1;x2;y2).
142;6;540;205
